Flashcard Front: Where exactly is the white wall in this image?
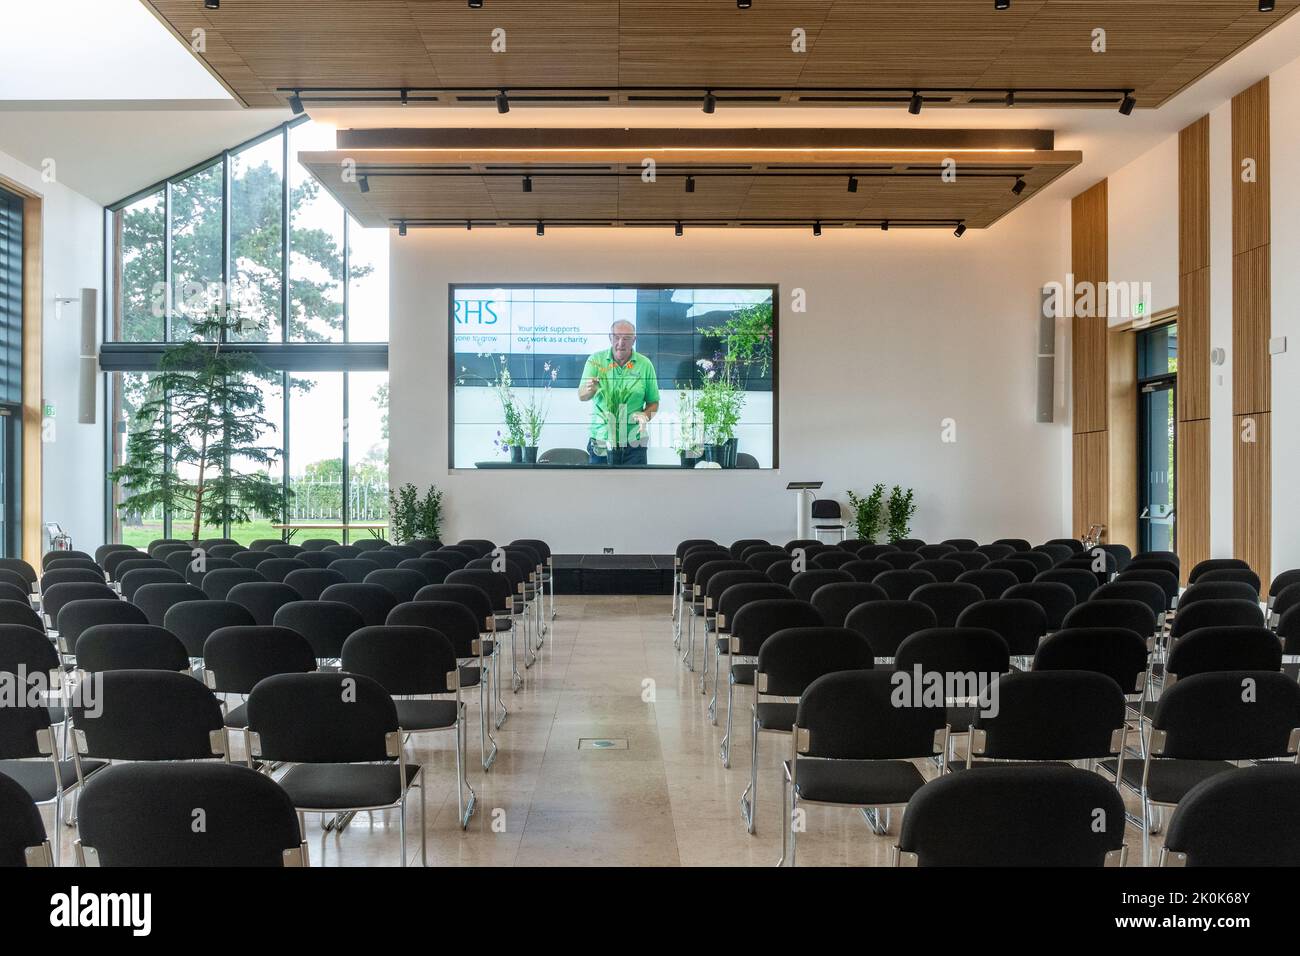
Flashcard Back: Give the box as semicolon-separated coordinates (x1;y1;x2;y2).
1107;134;1179;322
390;200;1073;553
0;149;105;554
1272;57;1300;574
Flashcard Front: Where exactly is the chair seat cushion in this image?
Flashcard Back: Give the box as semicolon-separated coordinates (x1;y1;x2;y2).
755;701;798;732
1102;756;1236;804
791;758;928;807
731;663;755;685
0;758;106;803
458;665;481;688
490;618;511;632
395;699;459;731
277;762;420;811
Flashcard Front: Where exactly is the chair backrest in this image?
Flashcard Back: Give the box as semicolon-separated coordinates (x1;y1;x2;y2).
756;626;874;697
324;558;376;583
714;582;794;630
226;581;303;627
42;582;118;623
120;567;187;602
955;598;1048;655
1166;626;1282;680
1010;550;1053;575
810;498;841;520
184;556;240;587
0;600;42;632
681;549;732;585
163;600;257;657
1152;670;1300;761
1269;569;1300;600
131;582;208;627
0;570;30;594
1274;583;1300;621
72;670;226;761
231;551;276;570
254;558;310;583
444;569;511;614
809;582;888;628
76;763;305;867
676;538;718;561
1169;598;1264;639
1197;567;1262;593
1002;581;1078;630
704;570;768;610
1162;765;1300;867
941;538;979;553
854;544;901;559
102;549;146;581
694;559;750;597
874;569;937;601
381;545;421;561
992;538;1033;554
508;538;549;563
266;544;306;559
457;539;497;558
765;558;799;587
893;539;926;552
1057;550;1117;585
1116;568;1179;609
248;538;286;551
206;544;246;560
945;551;991;572
897;765;1125;866
789;569;853;603
728;539;769;560
357;550;403;570
843;600;937;658
1099;543;1133;572
742;547;788;569
94;544;138;566
55;599;148;649
1133;549;1179;566
1061;598;1156;638
1126;557;1181;579
1045;538;1085;553
299;537;340;551
74;624;189;673
879;551;924;570
363;568;429;604
1092;580;1167;620
969;669;1126;761
729;599;823;656
912;559;964;583
272;600;367;659
203;625;317;694
40;568;105;590
1278;606;1300;655
315;583;398;627
811;550;857;571
0;623;59;680
323;545;362;560
341;625;457;696
796;669;944;760
916;544;958;560
386;601;481;657
0;558;36;589
908;582;985;628
974;544;1015;561
1031;543;1073;565
840;559;893;583
955;569;1019;601
1188;557;1251;583
783;539;820;553
1033;568;1098;604
1032;627;1150;696
894;626;1010;676
0;772;49;867
395;558;453;586
245;672;399;764
200;567;266;601
277;568;345;601
352;538;391;552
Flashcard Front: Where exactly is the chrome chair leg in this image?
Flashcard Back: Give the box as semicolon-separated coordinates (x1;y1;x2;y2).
740;708;758;833
721;669;735;768
479;669;498;770
707;643;720;725
456;707;477;830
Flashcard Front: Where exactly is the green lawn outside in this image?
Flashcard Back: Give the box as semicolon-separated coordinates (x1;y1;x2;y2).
117;519;391;548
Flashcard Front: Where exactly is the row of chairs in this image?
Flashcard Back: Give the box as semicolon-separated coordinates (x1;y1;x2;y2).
0;535;555;866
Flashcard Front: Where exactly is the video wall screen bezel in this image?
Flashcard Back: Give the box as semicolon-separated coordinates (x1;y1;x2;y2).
446;282;780;471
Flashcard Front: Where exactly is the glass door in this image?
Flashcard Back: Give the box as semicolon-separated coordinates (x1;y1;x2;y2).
1137;325;1177;554
0;188;22;558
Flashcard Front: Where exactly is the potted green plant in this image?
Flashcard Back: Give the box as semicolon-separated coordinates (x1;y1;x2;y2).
518;361;557;464
885;486;918;543
696;357;745;468
389;482;445;543
846;484;887;543
672;386;704;467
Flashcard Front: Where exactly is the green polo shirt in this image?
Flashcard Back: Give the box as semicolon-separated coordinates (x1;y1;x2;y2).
581;348;660;445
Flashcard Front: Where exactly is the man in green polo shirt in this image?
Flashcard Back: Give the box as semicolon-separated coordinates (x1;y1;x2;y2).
578;319;660;465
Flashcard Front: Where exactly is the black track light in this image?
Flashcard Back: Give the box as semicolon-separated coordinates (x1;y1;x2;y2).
813;221;822;237
675;221;684;237
908;91;923;115
1260;0;1275;11
536;221;545;237
847;175;859;193
703;90;717;114
738;0;752;7
954;221;967;238
1011;177;1026;196
995;0;1010;9
466;221;473;230
522;175;533;193
1119;93;1136;115
881;220;890;232
400;88;409;106
398;222;407;237
359;175;370;193
1005;90;1015;107
288;91;304;115
496;90;510;114
469;0;484;7
205;0;219;9
685;176;696;193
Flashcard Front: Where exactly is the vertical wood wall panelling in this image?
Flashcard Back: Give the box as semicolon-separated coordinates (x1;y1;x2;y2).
1071;180;1108;539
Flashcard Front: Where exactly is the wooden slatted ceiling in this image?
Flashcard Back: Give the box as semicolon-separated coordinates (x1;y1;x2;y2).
140;0;1300;111
298;145;1080;229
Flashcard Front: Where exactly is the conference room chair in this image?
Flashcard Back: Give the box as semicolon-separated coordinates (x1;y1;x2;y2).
405;537;442;554
502;544;546;645
855;544;901;560
277;569;345;602
701;574;775;716
184;557;239;588
352;538;390;552
789;569;853;604
94;544;137;567
786;669;946;867
387;600;498;770
743;626;874;837
811;550;857;571
0;569;32;595
992;538;1033;554
1133;549;1179;567
443;569;521;695
722;597;821;769
746;549;789;573
145;538;188;556
200;569;266;602
810;582;887;628
837;539;871;554
0;600;44;633
1062;599;1157;643
964;670;1128;774
200;539;242;551
940;538;979;553
1126;557;1181;580
465;557;536;669
231;551;277;571
298;538;340;551
327;558;379;584
73;624;189;674
42;583;117;632
206;544;245;560
255;558;310;583
151;543;194;564
1092;580;1168;625
843;600;938;661
1100;543;1133;573
1165;626;1282;684
878;551;924;571
202;625;317;731
894;626;1010;766
955;598;1048;656
1178;580;1260;609
244;672;426;866
689;560;751;681
678;548;732;662
729;538;769;560
1168;598;1265;641
1129;670;1300;864
672;538;718;619
895;765;1127;867
396;558;453;588
43;559;101;577
163;600;256;659
1116;568;1179;612
322;545;362;561
510;538;555;627
764;558;799;588
248;538;286;551
161;550;195;577
908;582;984;628
1269;570;1300;610
55;599;148;655
1045;538;1085;553
119;568;186;603
784;539;820;553
75;762;308;867
739;544;783;564
874;569;937;601
293;552;338;570
272;601;366;665
974;544;1015;561
414;582;506;729
1058;550;1118;586
916;544;957;561
132;582;208;628
0;773;53;867
457;539;496;559
1198;567;1263;594
266;544;306;559
111;557;169;586
1159;765;1300;867
945;551;990;573
1274;584;1300;629
357;550;403;570
316;582;397;629
1188;558;1252;583
225;582;302;627
363;569;428;605
893;539;926;552
912;559;964;583
1034;568;1099;604
955;568;1019;601
381;545;421;561
841;559;893;583
1031;543;1074;565
1009;550;1054;575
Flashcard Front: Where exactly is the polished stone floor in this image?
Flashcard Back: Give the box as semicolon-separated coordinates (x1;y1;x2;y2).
41;594;1164;866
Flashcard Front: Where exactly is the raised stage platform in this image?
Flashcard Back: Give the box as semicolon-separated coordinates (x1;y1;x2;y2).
553;554;675;595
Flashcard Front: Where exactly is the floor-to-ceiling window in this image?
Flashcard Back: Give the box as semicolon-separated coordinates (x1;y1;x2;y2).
0;188;23;557
1137;324;1178;554
103;118;389;547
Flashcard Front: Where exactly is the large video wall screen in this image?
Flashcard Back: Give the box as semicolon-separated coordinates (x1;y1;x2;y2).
450;285;777;469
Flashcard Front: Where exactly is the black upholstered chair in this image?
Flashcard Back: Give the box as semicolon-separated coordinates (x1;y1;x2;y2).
909;582;984;628
73;624;189;673
873;569;937;602
843;600;937;660
1160;765;1300;867
163;600;257;658
226;582;302;627
809;582;888;628
1165;626;1282;682
0;772;52;867
956;598;1048;656
132;582;208;627
955;568;1019;601
1001;581;1077;631
272;601;366;663
202;625;317;729
1062;598;1156;640
200;568;266;602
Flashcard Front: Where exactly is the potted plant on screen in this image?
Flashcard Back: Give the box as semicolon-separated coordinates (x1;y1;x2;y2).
673;385;704;467
697;357;745;468
846;484;887;543
517;361;557;464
